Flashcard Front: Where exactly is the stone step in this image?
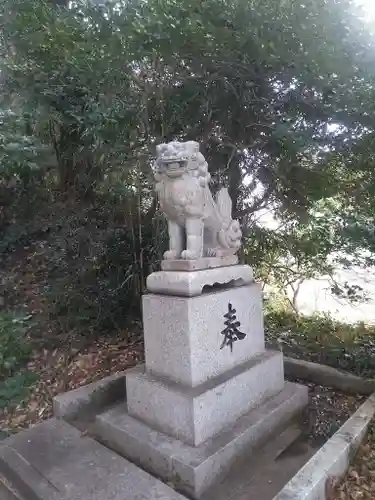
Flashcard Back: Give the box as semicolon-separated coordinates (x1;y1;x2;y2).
126;350;285;446
0;418;187;500
93;381;308;499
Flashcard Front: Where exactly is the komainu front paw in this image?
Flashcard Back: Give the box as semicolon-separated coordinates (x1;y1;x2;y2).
181;249;200;260
164;250;181;260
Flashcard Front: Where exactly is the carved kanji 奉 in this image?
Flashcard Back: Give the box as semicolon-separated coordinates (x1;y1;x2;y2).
220;302;246;352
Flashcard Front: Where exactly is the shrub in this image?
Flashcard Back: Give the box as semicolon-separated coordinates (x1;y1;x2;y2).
0;311;37;410
0;371;38;410
265;307;375;378
0;312;33;379
42;200;168;333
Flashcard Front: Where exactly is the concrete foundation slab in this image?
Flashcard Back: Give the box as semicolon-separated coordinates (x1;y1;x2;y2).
0;419;187;500
127;351;284;445
53;371;126;421
0;474;25;500
94;381;308;499
203;424;317;500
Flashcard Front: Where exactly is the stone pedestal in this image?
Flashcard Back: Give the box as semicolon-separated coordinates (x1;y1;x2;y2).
127;351;284;446
142;279;263;386
94;263;308;498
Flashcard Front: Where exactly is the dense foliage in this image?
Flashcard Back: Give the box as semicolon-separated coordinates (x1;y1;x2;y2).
2;0;375;330
0;312;36;410
265;307;375;378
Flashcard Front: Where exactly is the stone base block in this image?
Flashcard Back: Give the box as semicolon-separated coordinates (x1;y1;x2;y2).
143;283;265;387
161;255;238;271
127;351;284;446
146;264;253;297
94;382;308;499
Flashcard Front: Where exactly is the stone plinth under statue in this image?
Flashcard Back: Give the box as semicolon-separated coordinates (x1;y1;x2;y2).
93;141;308;498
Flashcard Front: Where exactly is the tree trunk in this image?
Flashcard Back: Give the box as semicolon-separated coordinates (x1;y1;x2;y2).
227;158;242;219
56;126;99;199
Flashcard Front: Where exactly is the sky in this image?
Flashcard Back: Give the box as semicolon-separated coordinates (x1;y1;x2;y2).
357;0;375;22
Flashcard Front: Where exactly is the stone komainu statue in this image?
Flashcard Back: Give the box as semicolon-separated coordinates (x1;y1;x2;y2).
154;141;242;260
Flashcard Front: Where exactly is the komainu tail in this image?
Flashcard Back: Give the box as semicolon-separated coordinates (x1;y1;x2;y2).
216;188;242;252
216;188;233;225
